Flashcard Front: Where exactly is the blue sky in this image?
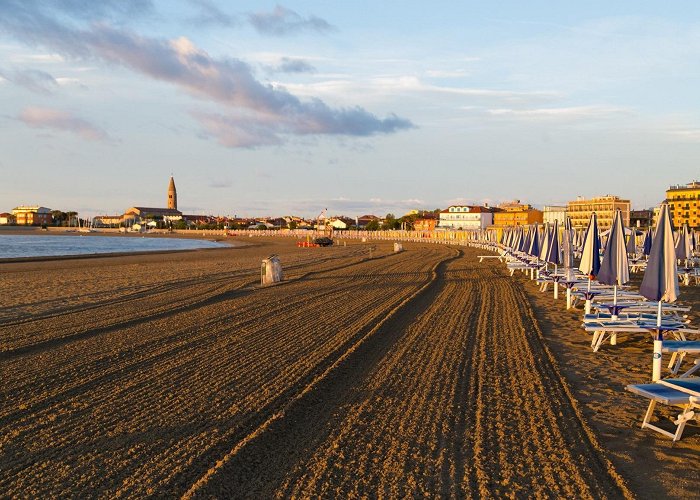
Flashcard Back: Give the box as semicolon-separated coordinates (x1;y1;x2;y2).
1;1;699;217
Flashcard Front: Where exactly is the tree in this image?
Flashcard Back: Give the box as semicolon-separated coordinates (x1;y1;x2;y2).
289;220;298;230
381;213;399;230
366;220;380;231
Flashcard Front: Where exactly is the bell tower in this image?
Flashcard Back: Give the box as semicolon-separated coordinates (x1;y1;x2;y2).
167;176;177;210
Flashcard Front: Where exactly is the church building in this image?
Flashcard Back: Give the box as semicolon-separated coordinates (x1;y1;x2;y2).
122;176;183;224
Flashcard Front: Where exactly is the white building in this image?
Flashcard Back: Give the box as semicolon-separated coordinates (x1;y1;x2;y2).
438;205;493;230
543;205;567;225
329;218;349;230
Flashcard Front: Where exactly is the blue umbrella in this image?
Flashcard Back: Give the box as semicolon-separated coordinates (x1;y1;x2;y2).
528;222;540;257
597;208;629;313
520;225;531;253
642;227;652;256
640;204;679;380
539;222;550;262
545;219;561;265
626;227;637;256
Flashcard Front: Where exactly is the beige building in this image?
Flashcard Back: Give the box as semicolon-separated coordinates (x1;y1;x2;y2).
543;205;567;225
567;195;630;229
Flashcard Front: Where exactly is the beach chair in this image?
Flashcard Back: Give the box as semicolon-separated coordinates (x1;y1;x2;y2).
661;341;700;376
626;378;700;441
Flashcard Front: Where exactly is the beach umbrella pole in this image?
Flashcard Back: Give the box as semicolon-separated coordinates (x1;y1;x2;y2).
610;284;618;345
566;287;571;309
652;300;663;382
585;277;592;314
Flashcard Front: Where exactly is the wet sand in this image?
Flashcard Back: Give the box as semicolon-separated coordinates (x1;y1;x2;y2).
0;237;697;497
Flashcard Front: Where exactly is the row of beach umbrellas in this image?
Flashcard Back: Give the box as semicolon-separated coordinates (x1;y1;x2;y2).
501;204;682;380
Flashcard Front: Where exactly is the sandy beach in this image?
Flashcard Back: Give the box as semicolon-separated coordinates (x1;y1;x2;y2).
1;237;698;498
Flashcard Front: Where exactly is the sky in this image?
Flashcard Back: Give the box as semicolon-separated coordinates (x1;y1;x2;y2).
1;1;700;218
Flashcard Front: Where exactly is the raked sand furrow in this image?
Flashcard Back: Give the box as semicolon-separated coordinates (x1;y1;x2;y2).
1;241;452;497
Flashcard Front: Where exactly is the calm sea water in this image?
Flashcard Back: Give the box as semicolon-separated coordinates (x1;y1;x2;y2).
0;234;229;259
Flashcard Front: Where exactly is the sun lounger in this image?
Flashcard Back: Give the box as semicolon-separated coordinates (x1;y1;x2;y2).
477;255;505;263
626;378;700;441
661;341;700;376
583;319;698;352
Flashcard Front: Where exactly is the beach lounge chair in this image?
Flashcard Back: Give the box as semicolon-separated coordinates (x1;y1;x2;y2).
626;378;700;441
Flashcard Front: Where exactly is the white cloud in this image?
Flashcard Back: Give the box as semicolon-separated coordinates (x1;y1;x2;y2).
483;105;631;121
18;106;110;142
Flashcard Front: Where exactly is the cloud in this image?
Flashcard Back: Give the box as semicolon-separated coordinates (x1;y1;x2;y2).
0;68;58;94
248;5;335;36
478;105;631;123
18;106;109;141
192;104;413;149
665;128;700;142
208;178;233;188
0;2;411;147
269;57;316;74
187;0;237;27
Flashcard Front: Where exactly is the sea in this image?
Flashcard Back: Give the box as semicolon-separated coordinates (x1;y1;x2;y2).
0;233;229;259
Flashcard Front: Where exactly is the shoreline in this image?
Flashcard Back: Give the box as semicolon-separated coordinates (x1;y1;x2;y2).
0;230;252;263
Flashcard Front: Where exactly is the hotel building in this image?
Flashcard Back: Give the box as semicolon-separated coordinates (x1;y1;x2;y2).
666;181;700;229
438;205;493;230
11;206;52;226
566;195;630;230
491;201;543;227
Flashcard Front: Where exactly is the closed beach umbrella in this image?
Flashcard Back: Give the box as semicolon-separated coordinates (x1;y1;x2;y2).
640;204;679;380
561;217;576;307
545;219;561;265
579;212;601;280
675;222;692;264
578;214;601;313
562;217;575;271
597;209;629;311
642;227;653;256
514;226;524;253
520;225;531;253
626;227;636;255
538;223;549;262
511;227;521;252
528;222;540;257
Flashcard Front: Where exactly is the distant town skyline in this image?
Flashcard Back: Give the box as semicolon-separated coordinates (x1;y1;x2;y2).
1;1;700;217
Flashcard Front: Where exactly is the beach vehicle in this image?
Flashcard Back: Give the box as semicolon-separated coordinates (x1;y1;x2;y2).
314;237;333;247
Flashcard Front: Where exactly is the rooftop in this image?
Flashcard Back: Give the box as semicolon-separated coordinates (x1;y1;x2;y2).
668;181;700;191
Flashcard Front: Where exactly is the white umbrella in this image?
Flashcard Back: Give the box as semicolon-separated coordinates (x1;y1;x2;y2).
597;209;629;319
675;222;692;267
579;212;602;314
640;204;679;381
561;217;576;308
